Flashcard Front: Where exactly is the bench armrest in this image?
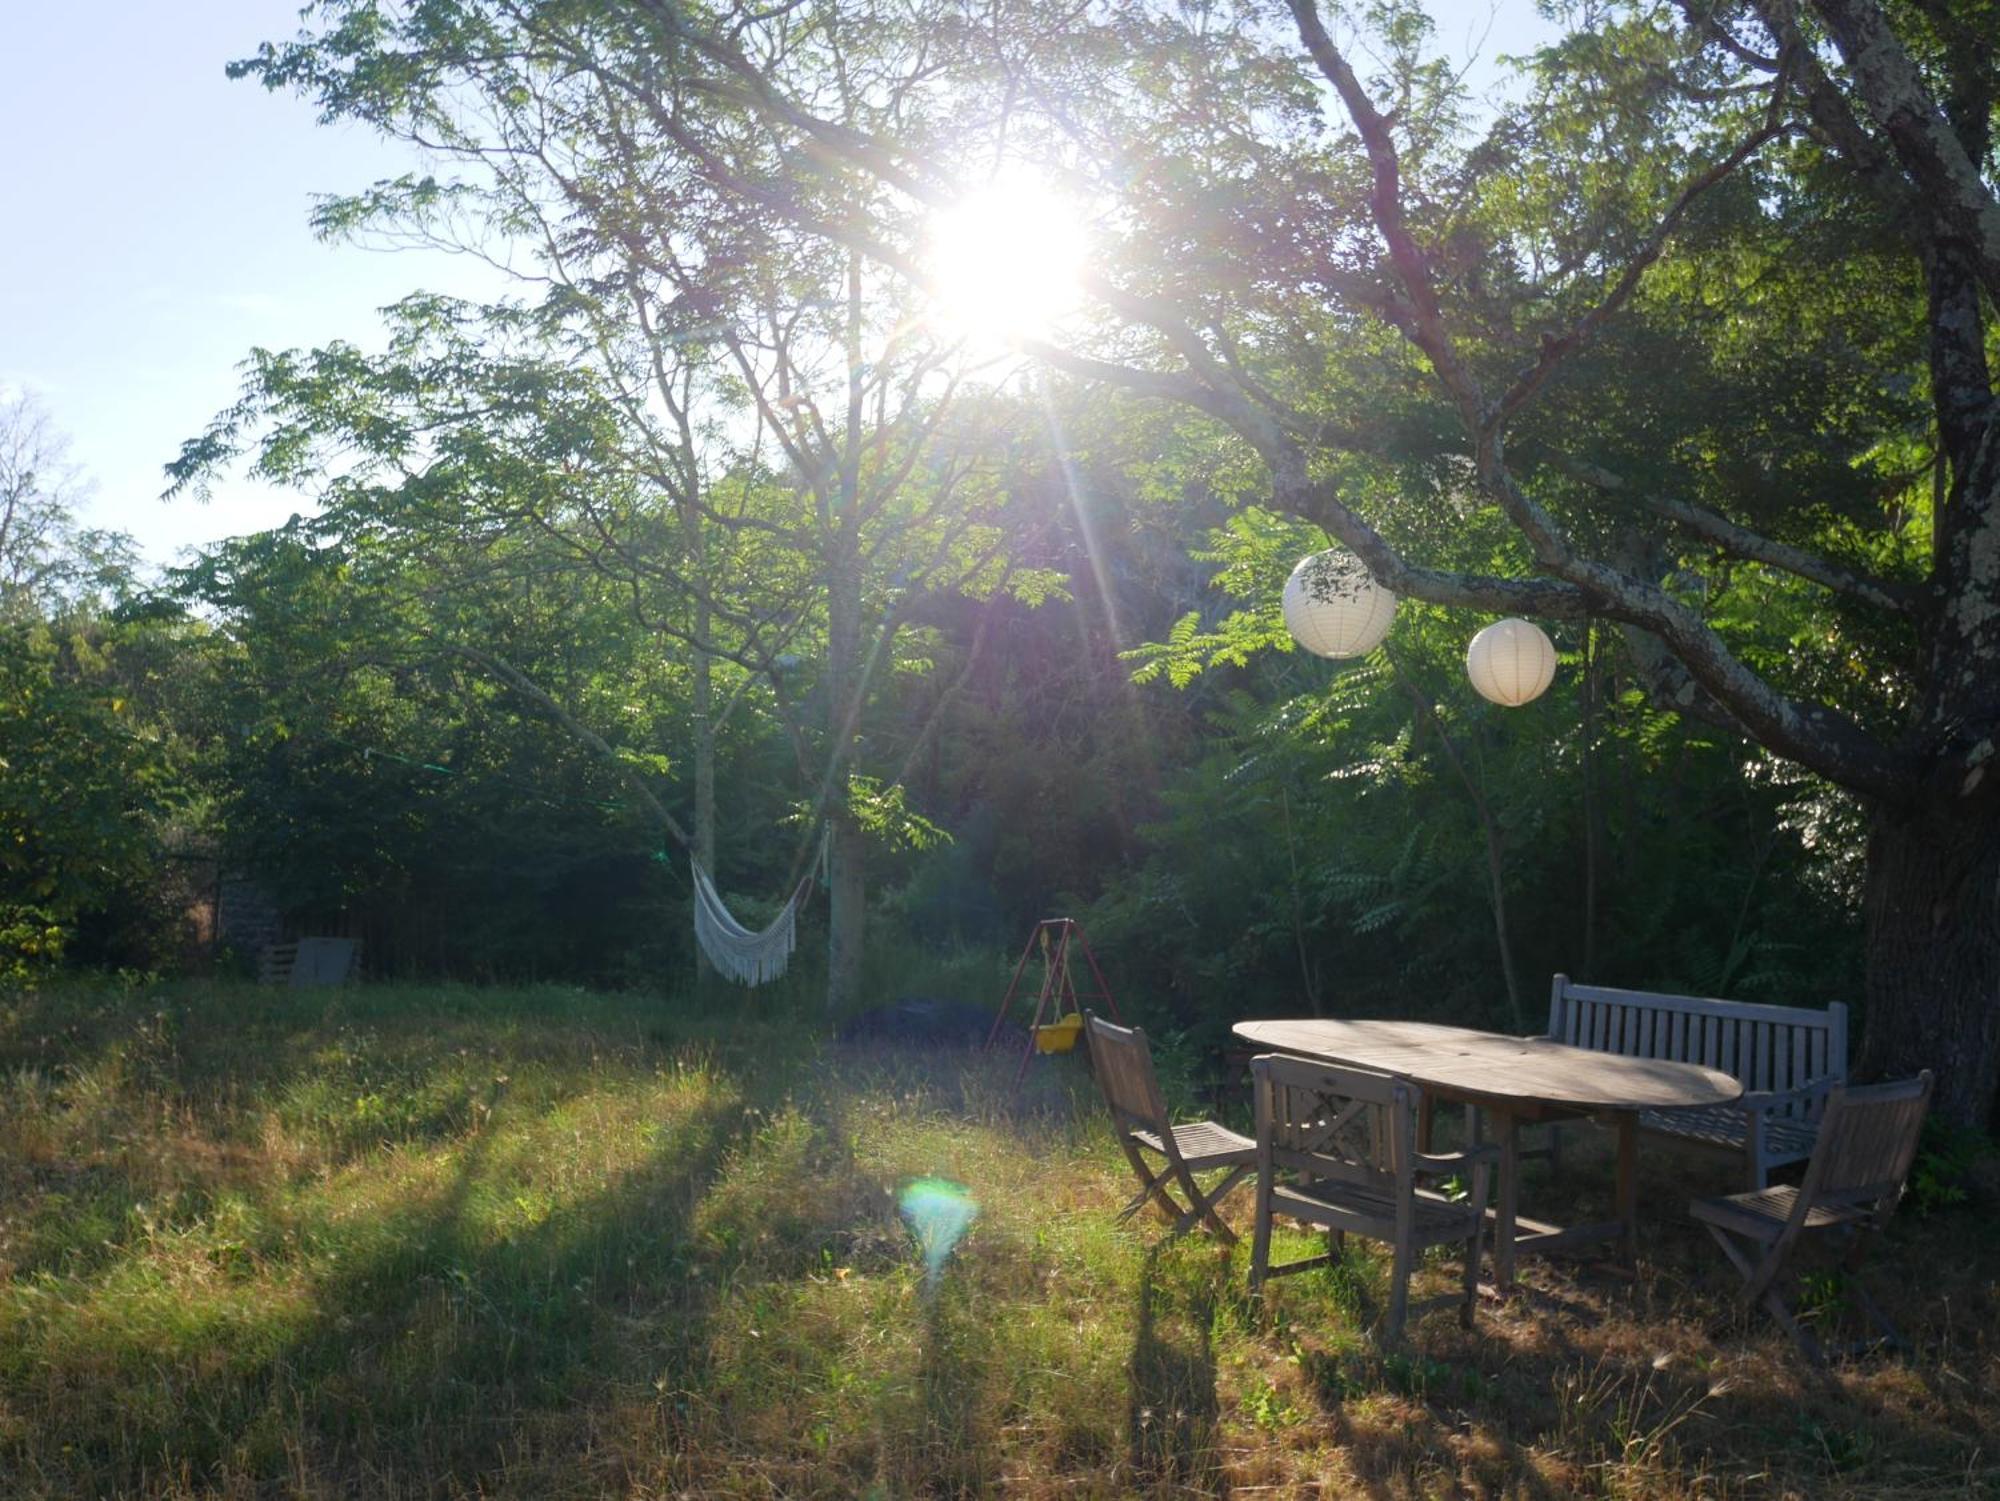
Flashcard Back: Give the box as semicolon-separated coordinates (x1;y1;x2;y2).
1741;1075;1841;1116
1413;1142;1500;1175
1414;1142;1497;1212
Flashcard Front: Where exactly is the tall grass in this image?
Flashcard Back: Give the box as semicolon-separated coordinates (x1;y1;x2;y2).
0;977;1993;1498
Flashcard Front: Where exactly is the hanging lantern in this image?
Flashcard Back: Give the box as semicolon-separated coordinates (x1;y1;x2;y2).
1465;618;1557;706
1282;550;1397;659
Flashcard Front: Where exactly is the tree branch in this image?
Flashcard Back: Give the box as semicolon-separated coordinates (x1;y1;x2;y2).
1806;0;2000;303
1493;118;1792;429
1542;448;1920;616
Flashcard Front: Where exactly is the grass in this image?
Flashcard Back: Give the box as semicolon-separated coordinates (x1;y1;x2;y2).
0;977;1994;1498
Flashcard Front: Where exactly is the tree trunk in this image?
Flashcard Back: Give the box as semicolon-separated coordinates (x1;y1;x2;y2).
823;249;869;1014
691;599;715;875
1858;796;2000;1130
828;816;866;1013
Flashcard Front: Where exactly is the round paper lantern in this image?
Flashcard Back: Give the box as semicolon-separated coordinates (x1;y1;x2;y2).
1465;618;1557;706
1282;550;1397;659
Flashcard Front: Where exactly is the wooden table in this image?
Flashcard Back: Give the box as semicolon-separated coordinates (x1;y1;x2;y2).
1232;1019;1742;1292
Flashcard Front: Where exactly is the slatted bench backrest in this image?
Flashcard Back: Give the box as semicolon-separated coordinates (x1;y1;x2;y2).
1548;975;1846;1119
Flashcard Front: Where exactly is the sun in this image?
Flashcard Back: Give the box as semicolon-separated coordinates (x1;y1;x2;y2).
925;176;1087;346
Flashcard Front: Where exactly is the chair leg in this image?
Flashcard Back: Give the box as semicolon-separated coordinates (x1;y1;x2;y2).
1211;1164;1252;1216
1250;1179;1273;1292
1114;1178;1160;1223
1112;1144;1184;1224
1168;1164;1248;1243
1385;1239;1413;1344
1847;1280;1905;1351
1170;1160;1238;1244
1704;1223;1758;1283
1761;1284;1824;1366
1839;1230;1906;1350
1114;1157;1177;1226
1742;1237;1792;1306
1705;1223;1828;1363
1460;1226;1480;1327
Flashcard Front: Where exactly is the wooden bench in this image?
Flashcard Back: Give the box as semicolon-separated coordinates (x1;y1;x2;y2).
1546;975;1847;1189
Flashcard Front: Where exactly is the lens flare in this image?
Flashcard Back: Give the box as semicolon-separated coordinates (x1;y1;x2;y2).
899;1177;978;1288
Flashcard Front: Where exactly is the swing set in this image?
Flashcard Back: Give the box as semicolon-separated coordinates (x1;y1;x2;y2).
983;917;1122;1083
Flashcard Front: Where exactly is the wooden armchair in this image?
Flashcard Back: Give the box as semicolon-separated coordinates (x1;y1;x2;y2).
1250;1054;1495;1342
1083;1012;1256;1242
1690;1071;1932;1363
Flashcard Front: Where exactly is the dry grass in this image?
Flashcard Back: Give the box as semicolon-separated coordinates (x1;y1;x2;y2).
0;978;1994;1498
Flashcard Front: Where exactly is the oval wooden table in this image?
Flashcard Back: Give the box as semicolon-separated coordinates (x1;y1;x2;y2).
1233;1019;1742;1292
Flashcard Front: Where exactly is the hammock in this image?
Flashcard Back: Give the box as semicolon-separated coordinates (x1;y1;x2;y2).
691;860;810;985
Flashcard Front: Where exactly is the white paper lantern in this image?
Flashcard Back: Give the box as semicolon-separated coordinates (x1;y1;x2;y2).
1465;618;1557;706
1282;550;1397;659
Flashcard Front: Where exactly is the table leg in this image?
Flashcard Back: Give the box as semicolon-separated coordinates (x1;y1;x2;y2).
1418;1089;1437;1152
1495;1108;1520;1294
1616;1110;1638;1268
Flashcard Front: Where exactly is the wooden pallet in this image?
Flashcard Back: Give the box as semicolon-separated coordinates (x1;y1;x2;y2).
259;937;360;987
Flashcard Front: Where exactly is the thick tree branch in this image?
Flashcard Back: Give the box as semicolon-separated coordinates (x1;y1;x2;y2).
1807;0;2000;303
1279;0;1911;800
1543;448;1920;616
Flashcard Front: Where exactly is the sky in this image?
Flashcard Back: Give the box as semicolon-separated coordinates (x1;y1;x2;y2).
1;1;1556;570
0;2;499;567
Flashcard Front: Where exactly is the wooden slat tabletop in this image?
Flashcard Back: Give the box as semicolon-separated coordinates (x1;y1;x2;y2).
1233;1019;1742;1113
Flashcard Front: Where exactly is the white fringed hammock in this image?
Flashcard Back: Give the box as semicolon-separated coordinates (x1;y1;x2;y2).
690;860;812;986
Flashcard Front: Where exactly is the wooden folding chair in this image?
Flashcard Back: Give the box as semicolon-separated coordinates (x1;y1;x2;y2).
1250;1054;1494;1342
1083;1012;1255;1242
1689;1071;1932;1364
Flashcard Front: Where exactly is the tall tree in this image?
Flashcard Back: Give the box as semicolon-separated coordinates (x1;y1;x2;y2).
0;391;136;617
187;1;1059;1006
985;0;2000;1125
228;0;2000;1118
512;0;1994;1123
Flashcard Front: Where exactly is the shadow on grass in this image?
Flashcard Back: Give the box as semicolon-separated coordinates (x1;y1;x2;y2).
6;1077;756;1497
1126;1241;1224;1495
883;1287;992;1498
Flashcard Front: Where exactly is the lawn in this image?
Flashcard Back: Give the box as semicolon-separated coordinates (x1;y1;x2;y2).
0;979;1993;1498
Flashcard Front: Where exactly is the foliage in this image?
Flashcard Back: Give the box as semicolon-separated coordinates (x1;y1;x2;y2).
1907;1117;1990;1216
0;390;139;619
843;774;951;853
0;617;193;976
1083;498;1863;1036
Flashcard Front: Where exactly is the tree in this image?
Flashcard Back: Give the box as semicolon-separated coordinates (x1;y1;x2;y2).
183;0;1064;1005
984;0;2000;1126
0;390;136;617
171;517;711;980
229;0;2000;1120
0;394;186;974
503;0;1992;1123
